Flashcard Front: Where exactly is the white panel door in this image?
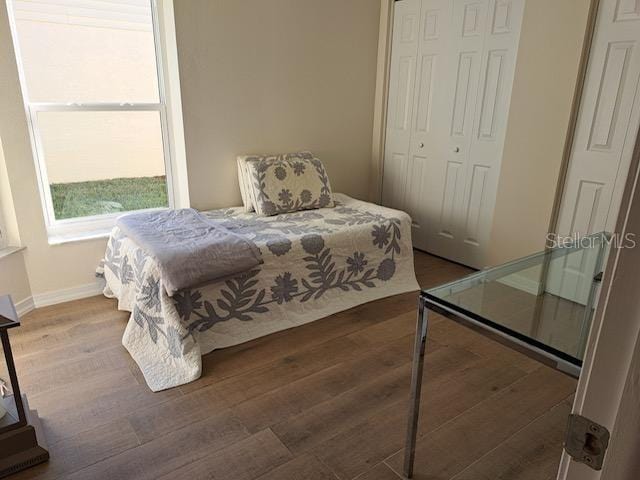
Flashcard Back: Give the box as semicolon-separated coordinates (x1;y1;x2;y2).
403;0;453;251
421;0;524;267
383;0;524;267
382;0;420;211
551;0;640;303
421;0;490;261
459;0;525;267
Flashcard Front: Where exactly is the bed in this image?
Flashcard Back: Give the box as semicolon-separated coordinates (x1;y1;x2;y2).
100;193;419;391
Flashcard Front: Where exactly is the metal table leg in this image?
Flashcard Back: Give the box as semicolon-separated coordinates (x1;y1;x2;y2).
403;295;429;478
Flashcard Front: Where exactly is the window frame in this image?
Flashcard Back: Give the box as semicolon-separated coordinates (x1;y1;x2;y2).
7;0;175;240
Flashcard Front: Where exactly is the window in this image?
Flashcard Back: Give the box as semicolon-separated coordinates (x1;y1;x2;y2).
7;0;173;238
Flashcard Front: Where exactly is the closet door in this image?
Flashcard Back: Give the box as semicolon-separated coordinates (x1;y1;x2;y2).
402;0;453;251
383;0;524;268
458;0;525;267
420;0;524;267
421;0;491;262
381;0;420;211
550;0;640;303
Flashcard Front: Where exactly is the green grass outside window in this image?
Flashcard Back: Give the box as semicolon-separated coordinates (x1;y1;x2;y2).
50;176;168;220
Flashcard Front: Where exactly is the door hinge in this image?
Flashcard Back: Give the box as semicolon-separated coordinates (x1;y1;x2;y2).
564;414;610;470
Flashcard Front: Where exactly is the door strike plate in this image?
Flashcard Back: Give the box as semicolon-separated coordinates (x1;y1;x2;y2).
564;414;610;470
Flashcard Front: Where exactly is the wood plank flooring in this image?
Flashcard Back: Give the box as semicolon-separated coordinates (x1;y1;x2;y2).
8;251;576;480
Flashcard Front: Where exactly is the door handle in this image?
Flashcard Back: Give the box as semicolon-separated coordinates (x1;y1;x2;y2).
418;142;425;148
453;146;460;153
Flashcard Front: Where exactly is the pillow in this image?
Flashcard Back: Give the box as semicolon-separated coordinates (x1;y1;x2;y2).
236;156;255;212
237;152;312;212
245;152;334;216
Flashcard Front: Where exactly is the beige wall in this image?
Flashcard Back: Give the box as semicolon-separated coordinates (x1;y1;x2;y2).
0;138;20;246
0;2;107;297
0;132;30;306
0;251;31;306
487;0;591;265
174;0;381;210
0;132;31;306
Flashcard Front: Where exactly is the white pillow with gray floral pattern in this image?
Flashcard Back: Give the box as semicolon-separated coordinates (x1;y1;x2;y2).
245;152;334;216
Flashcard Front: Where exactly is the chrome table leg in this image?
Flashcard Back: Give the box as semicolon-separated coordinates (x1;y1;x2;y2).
403;295;429;478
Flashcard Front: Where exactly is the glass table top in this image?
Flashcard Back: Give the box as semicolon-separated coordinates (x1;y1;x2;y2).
422;232;610;366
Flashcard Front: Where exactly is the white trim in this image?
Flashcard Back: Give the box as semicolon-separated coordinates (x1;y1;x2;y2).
45;205;167;242
14;296;34;317
0;245;25;260
28;103;165;112
497;273;543;296
156;0;190;208
370;0;394;203
5;0;50;233
32;279;106;309
12;279;106;318
47;229;111;246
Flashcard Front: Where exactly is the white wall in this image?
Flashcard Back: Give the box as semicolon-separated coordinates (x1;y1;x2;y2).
173;0;381;210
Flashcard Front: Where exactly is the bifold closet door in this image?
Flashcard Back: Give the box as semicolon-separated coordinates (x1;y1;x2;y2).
382;0;524;267
381;0;420;215
458;0;525;268
382;0;461;252
420;0;493;264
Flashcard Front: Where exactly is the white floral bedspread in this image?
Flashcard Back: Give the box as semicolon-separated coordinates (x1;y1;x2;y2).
100;194;419;391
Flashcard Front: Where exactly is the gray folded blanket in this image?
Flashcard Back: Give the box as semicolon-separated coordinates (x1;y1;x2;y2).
116;209;262;296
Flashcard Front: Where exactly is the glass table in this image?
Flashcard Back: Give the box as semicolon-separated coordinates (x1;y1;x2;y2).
403;232;610;478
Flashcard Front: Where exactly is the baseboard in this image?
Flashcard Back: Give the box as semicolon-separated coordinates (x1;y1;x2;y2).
14;296;35;317
14;280;106;317
498;273;542;296
32;280;105;309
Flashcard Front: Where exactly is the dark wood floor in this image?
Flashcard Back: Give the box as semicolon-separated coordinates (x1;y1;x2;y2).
9;251;576;480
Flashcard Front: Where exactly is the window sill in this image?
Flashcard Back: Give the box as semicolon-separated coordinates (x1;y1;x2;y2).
48;229;111;246
0;246;26;260
46;207;170;245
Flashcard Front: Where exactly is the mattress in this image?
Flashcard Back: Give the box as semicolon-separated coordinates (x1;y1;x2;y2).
101;193;419;391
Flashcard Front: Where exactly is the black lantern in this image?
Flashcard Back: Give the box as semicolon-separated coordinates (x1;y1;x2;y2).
0;295;48;477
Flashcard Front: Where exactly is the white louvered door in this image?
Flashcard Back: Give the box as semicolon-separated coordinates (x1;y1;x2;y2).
383;0;524;267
